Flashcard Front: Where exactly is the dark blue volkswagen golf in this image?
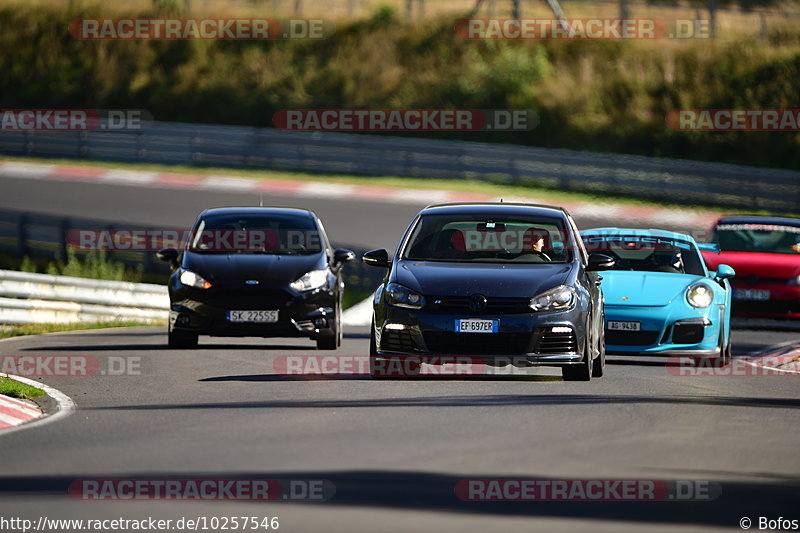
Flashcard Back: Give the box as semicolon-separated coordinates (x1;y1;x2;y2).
363;203;614;380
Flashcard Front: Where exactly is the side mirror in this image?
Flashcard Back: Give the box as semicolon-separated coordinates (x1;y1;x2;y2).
586;252;615;271
333;248;356;265
363;249;391;268
156;247;180;271
715;264;735;280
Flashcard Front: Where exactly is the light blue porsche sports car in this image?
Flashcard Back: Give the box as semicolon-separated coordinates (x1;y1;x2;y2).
581;228;735;359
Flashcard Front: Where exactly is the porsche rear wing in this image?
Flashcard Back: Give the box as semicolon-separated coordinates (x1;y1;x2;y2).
697;242;721;253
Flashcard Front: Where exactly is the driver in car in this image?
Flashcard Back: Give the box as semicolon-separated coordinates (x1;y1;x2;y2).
522;227;552;261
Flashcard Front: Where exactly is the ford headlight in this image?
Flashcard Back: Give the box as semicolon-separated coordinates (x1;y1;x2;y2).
179;269;212;290
386;283;425;309
529;285;576;312
290;269;329;292
687;283;713;308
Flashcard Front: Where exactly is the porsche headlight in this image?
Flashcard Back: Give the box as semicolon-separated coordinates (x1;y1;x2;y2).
179;269;212;290
687;283;713;308
529;285;576;312
290;269;329;292
386;283;425;309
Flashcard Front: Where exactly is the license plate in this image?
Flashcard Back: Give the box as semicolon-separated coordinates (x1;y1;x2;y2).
733;289;770;301
607;321;641;331
227;310;279;323
455;319;498;333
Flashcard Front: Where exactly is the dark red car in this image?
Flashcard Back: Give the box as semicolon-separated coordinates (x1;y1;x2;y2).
701;216;800;319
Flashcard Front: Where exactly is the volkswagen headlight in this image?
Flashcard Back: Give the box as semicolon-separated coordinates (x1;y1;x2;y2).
386;283;425;309
687;283;713;308
179;269;212;290
290;269;330;292
529;285;576;312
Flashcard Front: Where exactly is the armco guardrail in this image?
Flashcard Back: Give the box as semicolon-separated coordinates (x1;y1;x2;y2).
0;208;384;294
1;121;799;213
0;269;168;324
0;209;170;281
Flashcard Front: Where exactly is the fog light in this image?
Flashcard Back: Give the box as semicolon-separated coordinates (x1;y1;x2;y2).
551;326;572;333
314;318;327;328
384;323;406;330
177;314;191;326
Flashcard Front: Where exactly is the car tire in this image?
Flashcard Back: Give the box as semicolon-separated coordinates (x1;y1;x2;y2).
591;325;605;378
369;318;378;356
562;335;592;382
316;301;342;350
316;336;337;350
168;328;198;349
336;308;343;348
719;332;732;365
369;317;385;378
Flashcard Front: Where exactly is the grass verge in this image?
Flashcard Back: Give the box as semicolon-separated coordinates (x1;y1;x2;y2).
2;6;798;170
343;288;372;310
0;376;45;399
0;321;166;340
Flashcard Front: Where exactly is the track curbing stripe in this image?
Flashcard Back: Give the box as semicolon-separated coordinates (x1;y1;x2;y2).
0;160;722;227
0;374;75;437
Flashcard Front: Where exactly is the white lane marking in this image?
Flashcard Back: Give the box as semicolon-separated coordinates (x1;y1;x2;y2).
201;176;259;191
647;210;706;226
390;189;453;204
296;182;358;198
569;203;624;218
342;295;374;327
100;169;158;185
0;162;56;179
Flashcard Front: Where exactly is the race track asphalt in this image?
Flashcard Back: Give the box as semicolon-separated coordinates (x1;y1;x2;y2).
0;171;798;533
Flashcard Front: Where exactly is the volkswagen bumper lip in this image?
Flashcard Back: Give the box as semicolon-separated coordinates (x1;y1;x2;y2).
375;305;588;367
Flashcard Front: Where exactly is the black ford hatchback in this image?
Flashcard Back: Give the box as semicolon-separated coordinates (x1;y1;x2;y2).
157;207;355;349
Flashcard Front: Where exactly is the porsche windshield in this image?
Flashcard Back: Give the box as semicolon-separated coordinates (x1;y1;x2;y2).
582;234;705;275
402;214;573;263
189;214;323;254
711;222;800;254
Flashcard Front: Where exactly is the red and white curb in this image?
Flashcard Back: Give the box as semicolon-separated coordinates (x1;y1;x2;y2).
0;392;41;429
0;161;719;228
0;373;75;436
747;341;800;374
